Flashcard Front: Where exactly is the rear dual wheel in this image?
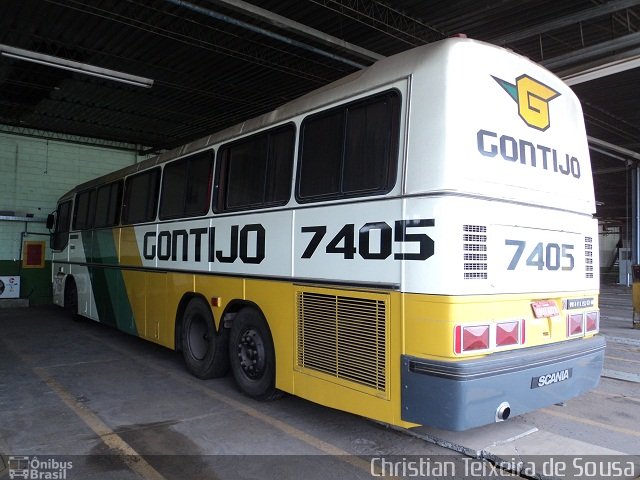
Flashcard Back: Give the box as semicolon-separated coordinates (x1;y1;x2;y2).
181;298;229;379
229;308;279;400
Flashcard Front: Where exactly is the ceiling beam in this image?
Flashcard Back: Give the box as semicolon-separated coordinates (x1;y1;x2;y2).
589;136;640;162
542;31;640;70
165;0;369;68
559;46;640;84
491;0;640;45
207;0;384;62
309;0;445;46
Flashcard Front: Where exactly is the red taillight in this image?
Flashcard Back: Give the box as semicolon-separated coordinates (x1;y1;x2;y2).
462;325;489;351
567;313;584;336
586;311;599;332
454;325;462;354
521;319;526;345
496;321;519;347
454;319;525;355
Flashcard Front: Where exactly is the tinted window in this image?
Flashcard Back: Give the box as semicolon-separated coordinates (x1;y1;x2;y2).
72;189;96;230
94;181;123;228
216;125;294;212
52;200;72;251
122;168;160;224
297;90;400;202
159;151;213;219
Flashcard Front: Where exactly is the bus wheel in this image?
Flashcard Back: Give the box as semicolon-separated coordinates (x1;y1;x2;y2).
229;308;279;400
181;298;229;379
64;280;79;321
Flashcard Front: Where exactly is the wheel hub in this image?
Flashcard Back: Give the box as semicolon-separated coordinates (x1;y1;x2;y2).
237;329;265;379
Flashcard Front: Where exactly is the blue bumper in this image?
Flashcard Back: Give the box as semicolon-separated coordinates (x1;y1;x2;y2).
401;336;605;431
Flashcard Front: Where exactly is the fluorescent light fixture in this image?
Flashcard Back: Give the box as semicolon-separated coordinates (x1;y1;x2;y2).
0;44;154;88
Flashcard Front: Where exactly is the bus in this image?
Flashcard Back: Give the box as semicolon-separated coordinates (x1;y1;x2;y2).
48;37;604;431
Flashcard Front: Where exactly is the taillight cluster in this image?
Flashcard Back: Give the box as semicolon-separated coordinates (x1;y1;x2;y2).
567;311;599;337
454;319;526;355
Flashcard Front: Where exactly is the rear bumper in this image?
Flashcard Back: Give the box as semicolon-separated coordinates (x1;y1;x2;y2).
401;335;605;431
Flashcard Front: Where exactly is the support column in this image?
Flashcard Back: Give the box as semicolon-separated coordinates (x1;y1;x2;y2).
633;166;640;265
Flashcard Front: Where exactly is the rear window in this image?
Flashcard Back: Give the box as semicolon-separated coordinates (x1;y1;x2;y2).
297;90;400;202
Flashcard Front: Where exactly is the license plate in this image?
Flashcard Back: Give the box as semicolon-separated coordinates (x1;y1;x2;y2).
531;368;572;389
531;300;559;318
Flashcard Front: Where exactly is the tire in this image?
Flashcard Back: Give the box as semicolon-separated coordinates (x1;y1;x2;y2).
181;298;229;379
64;279;80;321
229;308;280;400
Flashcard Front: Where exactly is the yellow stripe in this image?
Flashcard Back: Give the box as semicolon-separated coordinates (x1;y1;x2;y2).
34;370;167;480
81;331;375;474
0;338;166;480
540;407;640;437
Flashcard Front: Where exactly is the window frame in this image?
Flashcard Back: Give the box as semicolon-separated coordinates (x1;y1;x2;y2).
72;188;96;231
214;123;296;214
295;89;401;204
159;150;214;221
94;180;123;229
51;200;73;251
121;167;161;225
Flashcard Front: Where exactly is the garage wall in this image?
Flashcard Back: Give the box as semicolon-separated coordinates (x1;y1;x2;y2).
0;131;139;305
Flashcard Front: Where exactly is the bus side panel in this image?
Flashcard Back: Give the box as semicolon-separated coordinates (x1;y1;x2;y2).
119;225;152;338
292;199;403;287
290;288;411;427
68;230;98;320
52;239;70;308
87;228;138;334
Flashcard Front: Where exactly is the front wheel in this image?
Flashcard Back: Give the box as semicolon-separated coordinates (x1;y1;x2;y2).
181;298;228;379
229;308;279;400
64;279;79;321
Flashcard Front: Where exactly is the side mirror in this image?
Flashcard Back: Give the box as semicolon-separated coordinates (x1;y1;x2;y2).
46;213;55;230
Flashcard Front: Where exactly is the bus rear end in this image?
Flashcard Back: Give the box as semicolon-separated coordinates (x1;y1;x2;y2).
400;38;603;431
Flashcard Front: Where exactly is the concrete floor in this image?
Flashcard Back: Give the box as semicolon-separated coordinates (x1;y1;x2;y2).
1;285;639;479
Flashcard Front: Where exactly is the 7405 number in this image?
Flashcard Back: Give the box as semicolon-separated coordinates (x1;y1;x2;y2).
301;220;435;260
505;240;574;271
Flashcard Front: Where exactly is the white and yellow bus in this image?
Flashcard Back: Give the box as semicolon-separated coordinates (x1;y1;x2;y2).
49;37;604;431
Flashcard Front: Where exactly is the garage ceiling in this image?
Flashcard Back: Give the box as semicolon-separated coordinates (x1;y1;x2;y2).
1;0;640;222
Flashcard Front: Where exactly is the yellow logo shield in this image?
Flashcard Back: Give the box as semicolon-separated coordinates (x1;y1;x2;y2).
493;74;560;131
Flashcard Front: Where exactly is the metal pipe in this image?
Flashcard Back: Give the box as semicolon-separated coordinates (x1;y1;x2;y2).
164;0;367;69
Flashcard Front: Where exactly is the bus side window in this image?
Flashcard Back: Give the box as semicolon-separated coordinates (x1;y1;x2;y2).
94;180;123;228
159;151;213;220
297;90;400;202
216;124;295;212
51;200;72;251
122;168;161;225
72;189;96;231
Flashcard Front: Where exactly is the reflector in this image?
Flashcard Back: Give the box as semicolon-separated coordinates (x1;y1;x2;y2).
463;325;489;351
568;313;584;336
585;311;599;332
496;321;519;346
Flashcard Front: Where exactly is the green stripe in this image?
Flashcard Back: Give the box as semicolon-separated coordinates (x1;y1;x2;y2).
83;230;138;336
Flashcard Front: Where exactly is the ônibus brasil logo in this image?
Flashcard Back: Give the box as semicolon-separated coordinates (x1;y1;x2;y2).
492;74;560;131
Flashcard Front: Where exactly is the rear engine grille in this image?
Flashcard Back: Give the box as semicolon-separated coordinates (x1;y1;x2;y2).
463;225;487;279
296;290;387;394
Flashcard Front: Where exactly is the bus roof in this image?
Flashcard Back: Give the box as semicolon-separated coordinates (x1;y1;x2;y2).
59;37;511;200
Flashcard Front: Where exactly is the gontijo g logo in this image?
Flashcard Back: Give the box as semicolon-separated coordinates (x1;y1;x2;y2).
492;74;560;131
